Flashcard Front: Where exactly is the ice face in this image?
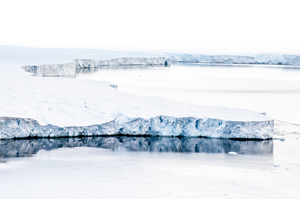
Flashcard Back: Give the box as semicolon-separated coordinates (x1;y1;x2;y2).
170;54;300;66
74;57;171;68
0;116;273;140
22;57;171;77
22;63;76;77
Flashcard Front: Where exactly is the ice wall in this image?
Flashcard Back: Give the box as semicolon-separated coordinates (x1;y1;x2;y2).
75;57;171;68
170;54;300;66
0;116;274;140
22;63;76;77
22;57;171;77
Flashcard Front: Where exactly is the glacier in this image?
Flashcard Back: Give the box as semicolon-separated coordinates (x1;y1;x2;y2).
170;54;300;66
23;57;171;77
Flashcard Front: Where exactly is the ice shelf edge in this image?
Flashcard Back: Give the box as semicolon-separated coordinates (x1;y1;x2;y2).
0;116;274;140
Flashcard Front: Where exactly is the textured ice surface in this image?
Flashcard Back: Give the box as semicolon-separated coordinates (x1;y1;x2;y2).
74;57;171;68
0;116;273;140
22;63;76;77
0;136;273;157
23;57;170;77
170;54;300;66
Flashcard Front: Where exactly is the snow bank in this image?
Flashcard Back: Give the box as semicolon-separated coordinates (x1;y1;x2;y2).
171;54;300;66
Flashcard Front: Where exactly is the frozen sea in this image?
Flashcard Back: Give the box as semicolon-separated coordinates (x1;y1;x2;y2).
1;62;300;198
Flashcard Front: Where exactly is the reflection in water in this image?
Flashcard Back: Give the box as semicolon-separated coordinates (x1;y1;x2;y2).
0;136;273;158
76;65;167;74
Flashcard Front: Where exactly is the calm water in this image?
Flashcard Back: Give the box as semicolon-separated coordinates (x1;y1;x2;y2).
0;136;274;158
77;63;300;124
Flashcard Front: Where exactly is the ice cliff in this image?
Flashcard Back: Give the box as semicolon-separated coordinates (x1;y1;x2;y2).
170;54;300;66
22;63;76;77
75;57;171;68
0;116;273;140
23;57;171;77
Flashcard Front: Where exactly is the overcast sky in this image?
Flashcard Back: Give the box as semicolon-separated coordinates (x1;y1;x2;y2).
1;0;300;53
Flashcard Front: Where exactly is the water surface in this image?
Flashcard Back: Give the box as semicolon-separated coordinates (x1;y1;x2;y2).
0;136;273;158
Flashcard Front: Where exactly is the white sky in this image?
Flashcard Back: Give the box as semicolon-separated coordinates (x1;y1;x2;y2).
1;0;300;53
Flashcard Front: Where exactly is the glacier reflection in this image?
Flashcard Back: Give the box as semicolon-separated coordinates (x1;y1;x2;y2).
0;136;273;158
76;65;168;74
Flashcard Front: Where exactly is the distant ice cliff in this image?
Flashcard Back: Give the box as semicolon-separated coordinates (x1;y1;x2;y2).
75;57;171;68
22;63;76;77
170;54;300;65
22;57;171;77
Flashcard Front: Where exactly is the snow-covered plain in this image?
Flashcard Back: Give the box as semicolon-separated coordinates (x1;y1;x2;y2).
0;46;273;139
